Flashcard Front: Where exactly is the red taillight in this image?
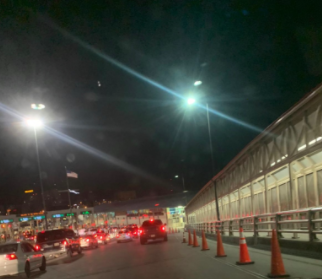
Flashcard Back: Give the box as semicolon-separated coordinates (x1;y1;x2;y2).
161;226;165;231
41;231;45;233
94;235;97;238
6;254;17;260
139;230;143;234
30;236;34;240
35;245;40;251
150;219;153;222
63;240;68;246
86;239;89;242
100;236;103;239
134;232;137;234
127;233;130;236
116;234;120;238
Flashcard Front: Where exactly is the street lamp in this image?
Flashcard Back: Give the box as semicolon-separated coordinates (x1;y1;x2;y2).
194;80;202;86
174;175;186;191
185;97;220;221
24;118;48;230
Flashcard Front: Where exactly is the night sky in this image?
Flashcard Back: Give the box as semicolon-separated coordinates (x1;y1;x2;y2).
1;1;322;208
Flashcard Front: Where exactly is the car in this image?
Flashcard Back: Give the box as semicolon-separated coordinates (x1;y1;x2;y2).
87;228;99;235
96;233;110;245
128;227;139;238
36;229;81;259
139;219;167;245
80;235;98;249
0;241;46;278
116;230;132;243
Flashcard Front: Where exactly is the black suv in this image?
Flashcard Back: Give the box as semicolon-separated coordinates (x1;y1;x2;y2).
36;229;81;258
139;219;167;245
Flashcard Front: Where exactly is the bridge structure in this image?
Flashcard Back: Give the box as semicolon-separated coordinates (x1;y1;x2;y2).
185;84;322;242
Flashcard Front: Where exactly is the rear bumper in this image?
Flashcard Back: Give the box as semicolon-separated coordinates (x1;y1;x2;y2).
141;233;167;240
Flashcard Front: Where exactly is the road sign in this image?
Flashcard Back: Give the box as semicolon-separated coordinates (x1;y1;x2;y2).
24;190;34;193
81;211;92;215
66;213;75;217
18;212;43;217
33;216;45;220
19;217;33;222
0;219;13;224
52;214;64;218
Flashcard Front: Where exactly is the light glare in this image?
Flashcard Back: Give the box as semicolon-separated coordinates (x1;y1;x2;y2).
187;98;196;105
194;81;202;86
25;118;43;128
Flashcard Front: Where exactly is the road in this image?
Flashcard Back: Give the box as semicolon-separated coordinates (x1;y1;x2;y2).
31;234;322;279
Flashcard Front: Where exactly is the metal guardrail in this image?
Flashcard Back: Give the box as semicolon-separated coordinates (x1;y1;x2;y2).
187;207;322;242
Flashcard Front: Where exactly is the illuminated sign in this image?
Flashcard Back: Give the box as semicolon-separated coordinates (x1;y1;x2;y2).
24;190;34;193
19;217;33;222
81;211;92;215
18;212;43;217
0;219;13;224
33;216;45;220
66;213;75;217
52;214;64;218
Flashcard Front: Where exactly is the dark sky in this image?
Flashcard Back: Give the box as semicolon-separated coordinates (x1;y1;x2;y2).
1;0;322;206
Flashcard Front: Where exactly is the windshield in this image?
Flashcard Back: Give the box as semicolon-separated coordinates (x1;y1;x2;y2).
0;244;18;254
1;2;320;279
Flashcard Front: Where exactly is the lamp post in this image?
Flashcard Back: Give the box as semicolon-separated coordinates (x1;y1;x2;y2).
186;90;220;221
174;175;186;192
25;118;48;230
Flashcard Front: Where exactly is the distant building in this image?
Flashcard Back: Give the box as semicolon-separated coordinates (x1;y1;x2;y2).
114;191;136;201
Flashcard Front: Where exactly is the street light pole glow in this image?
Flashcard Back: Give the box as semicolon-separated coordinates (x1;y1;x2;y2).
187;98;196;105
25;118;43;129
194;80;202;86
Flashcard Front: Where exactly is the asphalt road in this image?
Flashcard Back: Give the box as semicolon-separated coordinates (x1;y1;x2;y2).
27;234;322;279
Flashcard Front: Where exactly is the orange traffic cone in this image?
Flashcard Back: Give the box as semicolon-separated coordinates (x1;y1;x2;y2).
215;230;227;257
188;230;192;246
182;232;187;243
192;229;200;247
267;229;290;278
236;227;254;265
201;230;209;251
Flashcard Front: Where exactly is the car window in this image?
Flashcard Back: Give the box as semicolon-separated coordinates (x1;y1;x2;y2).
64;230;75;239
37;230;64;243
142;220;163;227
21;243;33;253
26;243;36;252
0;244;18;254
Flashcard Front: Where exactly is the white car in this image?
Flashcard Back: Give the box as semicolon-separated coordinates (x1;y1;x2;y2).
0;241;46;278
116;230;132;243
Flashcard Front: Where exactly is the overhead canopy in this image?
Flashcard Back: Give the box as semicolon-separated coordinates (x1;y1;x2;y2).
94;192;196;213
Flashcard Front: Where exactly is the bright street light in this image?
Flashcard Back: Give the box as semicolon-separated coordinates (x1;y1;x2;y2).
187;98;196;105
31;104;45;110
194;80;202;86
25;118;43;129
174;175;179;178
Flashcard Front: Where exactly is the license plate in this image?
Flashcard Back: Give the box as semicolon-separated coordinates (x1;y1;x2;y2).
150;234;155;237
54;243;60;247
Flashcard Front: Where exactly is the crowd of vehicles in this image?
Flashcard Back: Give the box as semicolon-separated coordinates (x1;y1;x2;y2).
0;220;167;277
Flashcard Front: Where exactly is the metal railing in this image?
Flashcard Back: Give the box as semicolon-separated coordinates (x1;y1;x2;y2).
187;207;322;242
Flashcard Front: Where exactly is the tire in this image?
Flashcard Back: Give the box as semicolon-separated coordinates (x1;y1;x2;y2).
67;248;73;258
25;262;31;278
140;238;146;245
164;236;168;241
77;246;82;254
39;256;46;271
